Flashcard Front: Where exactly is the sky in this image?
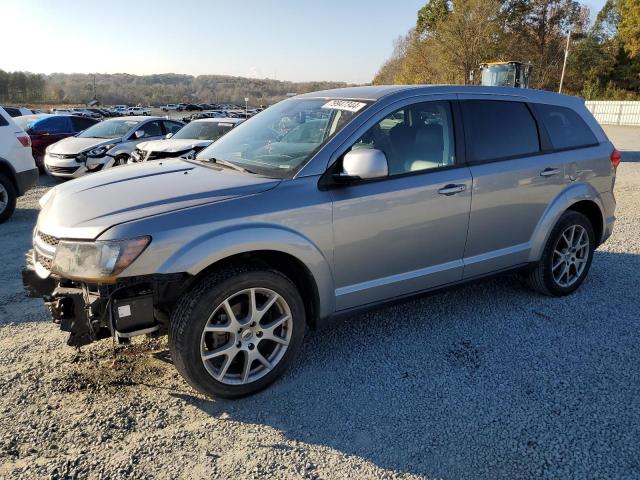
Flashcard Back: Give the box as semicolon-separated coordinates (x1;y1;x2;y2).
3;0;607;84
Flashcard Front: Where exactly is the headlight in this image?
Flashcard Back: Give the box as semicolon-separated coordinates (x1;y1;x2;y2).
86;144;115;157
51;236;150;282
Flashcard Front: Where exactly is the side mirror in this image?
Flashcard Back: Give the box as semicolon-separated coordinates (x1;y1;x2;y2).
335;148;388;182
134;130;144;139
165;132;173;139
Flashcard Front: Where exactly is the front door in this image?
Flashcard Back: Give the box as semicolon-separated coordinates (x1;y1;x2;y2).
330;100;472;310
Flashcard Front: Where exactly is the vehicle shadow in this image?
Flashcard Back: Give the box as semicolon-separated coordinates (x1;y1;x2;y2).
171;250;640;478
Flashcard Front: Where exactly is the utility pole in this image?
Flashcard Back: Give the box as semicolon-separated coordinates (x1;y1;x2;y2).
559;28;571;94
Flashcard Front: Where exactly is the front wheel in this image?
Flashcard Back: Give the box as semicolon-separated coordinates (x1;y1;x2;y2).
169;267;306;398
521;211;595;296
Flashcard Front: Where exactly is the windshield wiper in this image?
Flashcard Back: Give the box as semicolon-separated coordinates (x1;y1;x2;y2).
204;157;255;174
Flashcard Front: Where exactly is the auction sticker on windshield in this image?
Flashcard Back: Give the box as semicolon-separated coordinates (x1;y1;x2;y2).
321;100;367;112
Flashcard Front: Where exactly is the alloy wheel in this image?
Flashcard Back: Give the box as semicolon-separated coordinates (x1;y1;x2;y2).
551;224;590;288
200;287;293;385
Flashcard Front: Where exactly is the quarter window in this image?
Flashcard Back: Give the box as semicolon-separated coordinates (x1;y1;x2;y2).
351;101;456;175
535;104;598;150
462;100;540;162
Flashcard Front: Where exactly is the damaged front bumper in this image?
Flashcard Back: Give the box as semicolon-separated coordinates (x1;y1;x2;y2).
22;249;189;348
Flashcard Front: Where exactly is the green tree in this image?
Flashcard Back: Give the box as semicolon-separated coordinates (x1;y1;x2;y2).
618;0;640;58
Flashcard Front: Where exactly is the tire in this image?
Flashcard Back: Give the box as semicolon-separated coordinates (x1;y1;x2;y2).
112;155;128;167
521;211;595;296
169;266;306;398
0;172;17;224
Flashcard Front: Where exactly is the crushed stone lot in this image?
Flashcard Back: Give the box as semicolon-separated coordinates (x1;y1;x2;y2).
1;136;639;479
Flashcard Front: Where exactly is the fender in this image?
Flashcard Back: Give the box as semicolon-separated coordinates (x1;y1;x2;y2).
157;223;336;318
528;182;606;262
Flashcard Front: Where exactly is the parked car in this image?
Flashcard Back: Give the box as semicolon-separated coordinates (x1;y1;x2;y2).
162;104;183;112
130;118;244;162
183;104;202;111
70;108;102;119
13;114;99;171
0;107;38;222
181;111;228;123
43;116;183;177
126;106;151;116
0;106;33;117
23;85;618;398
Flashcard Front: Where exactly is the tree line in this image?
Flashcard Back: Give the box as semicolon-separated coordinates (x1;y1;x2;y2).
373;0;640;99
0;70;347;106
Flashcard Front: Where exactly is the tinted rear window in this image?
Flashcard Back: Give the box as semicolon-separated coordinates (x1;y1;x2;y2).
0;112;8;127
462;100;540;162
535;104;598;150
34;116;72;134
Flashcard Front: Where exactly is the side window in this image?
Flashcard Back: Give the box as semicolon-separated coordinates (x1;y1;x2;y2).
535;104;598;150
137;121;162;138
462;100;540;162
351;101;455;176
71;116;96;132
41;116;72;134
163;121;183;135
0;112;8;127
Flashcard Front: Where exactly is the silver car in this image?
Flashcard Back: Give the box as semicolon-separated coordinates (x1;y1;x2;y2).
44;116;184;178
23;86;618;398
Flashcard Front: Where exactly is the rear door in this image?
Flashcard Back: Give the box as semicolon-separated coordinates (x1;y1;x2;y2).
459;95;571;278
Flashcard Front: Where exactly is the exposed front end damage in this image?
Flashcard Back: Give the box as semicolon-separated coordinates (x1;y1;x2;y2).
22;249;189;348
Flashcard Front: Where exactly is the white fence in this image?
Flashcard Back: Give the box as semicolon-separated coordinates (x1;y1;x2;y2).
585;101;640;126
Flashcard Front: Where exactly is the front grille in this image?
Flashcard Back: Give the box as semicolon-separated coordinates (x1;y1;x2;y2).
38;255;53;270
49;153;77;159
38;232;60;248
48;165;79;174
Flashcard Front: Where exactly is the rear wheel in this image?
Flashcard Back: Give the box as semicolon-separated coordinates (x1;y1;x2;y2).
0;173;17;224
522;211;595;296
169;267;306;398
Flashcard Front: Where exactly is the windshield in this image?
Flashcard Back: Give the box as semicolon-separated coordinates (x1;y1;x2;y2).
78;119;139;139
481;64;516;87
196;98;370;177
173;121;236;141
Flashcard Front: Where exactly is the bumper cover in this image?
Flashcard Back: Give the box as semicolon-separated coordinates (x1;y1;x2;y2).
22;252;189;347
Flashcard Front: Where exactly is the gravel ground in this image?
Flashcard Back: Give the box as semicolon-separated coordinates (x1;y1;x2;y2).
0;129;639;479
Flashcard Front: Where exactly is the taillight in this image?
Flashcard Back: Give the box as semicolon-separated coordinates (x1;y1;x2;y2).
610;148;621;168
15;132;31;148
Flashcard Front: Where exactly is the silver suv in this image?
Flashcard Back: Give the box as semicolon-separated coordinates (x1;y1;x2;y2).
23;86;618;398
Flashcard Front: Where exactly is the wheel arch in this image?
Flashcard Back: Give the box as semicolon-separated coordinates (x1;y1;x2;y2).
190;250;322;330
157;225;336;326
529;183;606;262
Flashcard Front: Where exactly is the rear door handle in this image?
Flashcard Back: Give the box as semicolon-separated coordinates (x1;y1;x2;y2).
540;167;560;177
438;184;466;196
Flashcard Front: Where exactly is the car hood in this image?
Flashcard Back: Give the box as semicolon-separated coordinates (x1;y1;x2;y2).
137;138;213;153
37;158;280;239
49;136;122;155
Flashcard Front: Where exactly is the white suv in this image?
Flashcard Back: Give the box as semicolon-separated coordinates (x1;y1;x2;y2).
0;107;38;222
126;107;150;116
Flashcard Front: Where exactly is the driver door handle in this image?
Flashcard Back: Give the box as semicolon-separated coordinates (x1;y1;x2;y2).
438;184;467;196
540;167;560;177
